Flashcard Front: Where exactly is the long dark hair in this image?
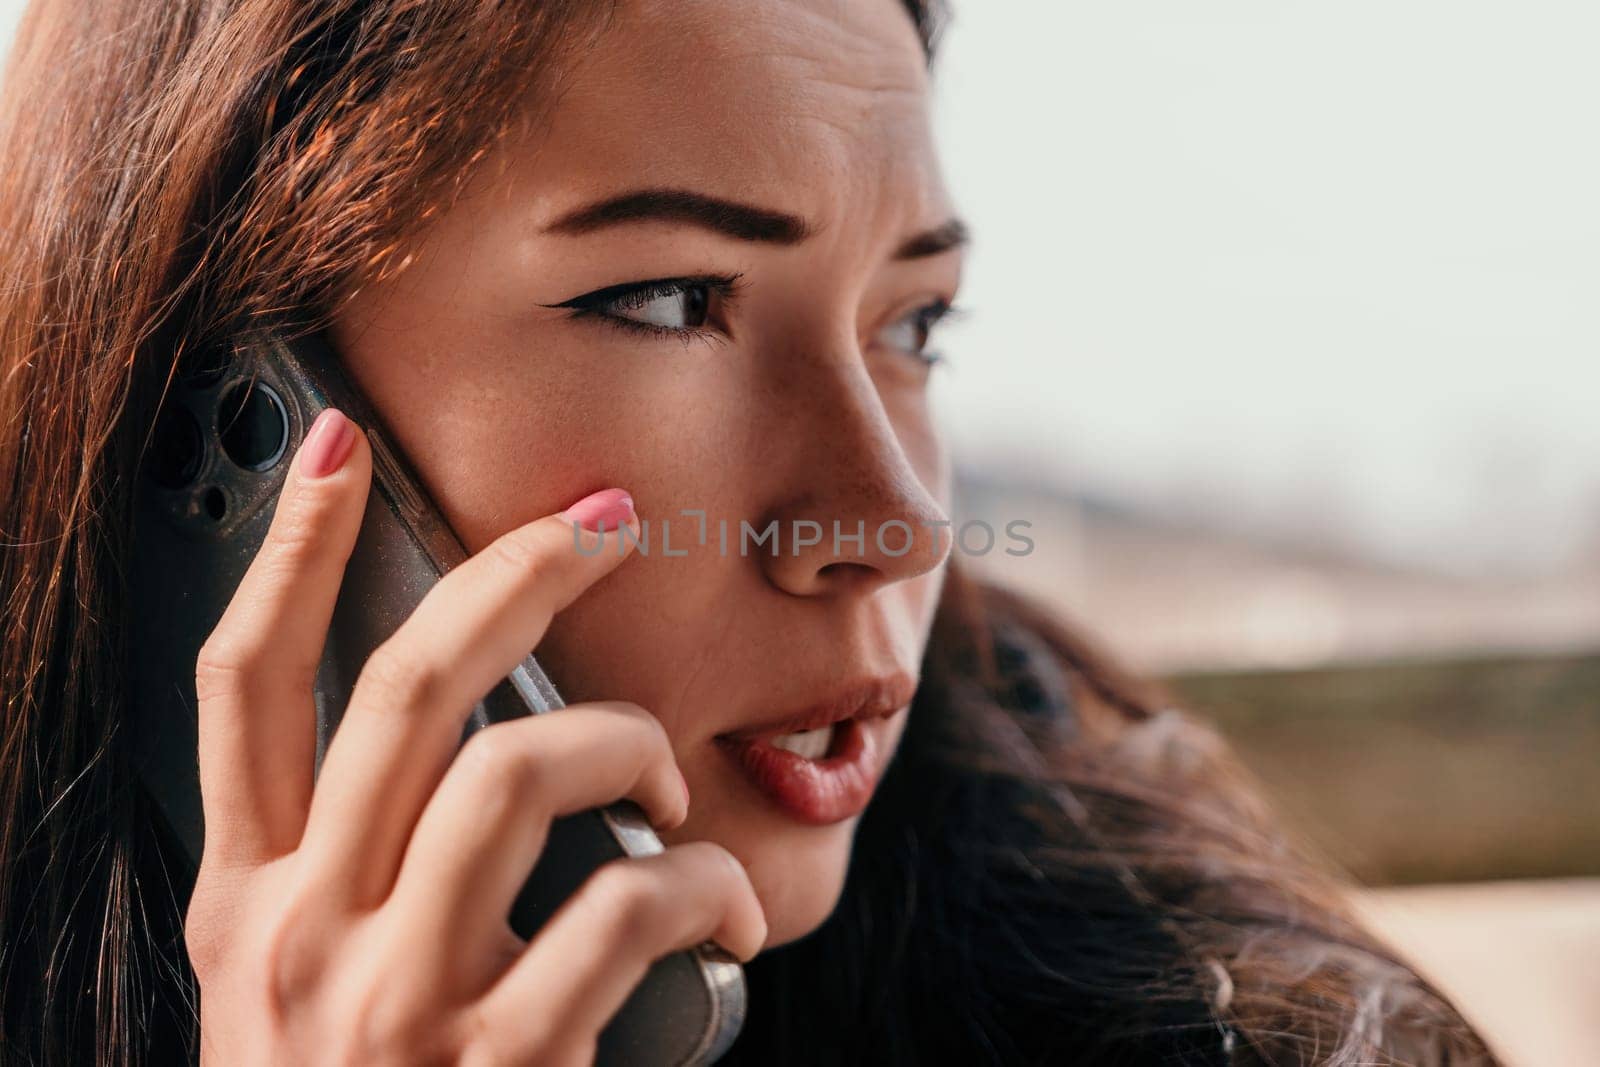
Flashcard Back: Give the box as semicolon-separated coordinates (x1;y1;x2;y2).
0;1;1493;1064
733;568;1493;1064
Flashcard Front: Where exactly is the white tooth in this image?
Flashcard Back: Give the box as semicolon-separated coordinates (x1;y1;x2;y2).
770;723;834;760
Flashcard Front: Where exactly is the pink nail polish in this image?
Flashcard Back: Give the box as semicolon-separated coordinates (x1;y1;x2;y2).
563;488;635;532
300;409;354;478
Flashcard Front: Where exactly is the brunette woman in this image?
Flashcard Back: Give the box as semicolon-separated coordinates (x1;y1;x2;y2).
0;1;1496;1063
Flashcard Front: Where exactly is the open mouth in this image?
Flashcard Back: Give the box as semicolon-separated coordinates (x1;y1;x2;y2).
715;703;909;824
716;673;916;748
767;720;846;761
712;674;916;824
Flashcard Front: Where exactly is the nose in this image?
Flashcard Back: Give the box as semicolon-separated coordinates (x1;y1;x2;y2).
755;337;951;598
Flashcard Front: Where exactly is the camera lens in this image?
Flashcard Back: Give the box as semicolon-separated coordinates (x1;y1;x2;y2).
148;405;203;489
218;378;288;472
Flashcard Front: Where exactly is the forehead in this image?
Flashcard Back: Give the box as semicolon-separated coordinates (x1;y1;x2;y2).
499;0;948;234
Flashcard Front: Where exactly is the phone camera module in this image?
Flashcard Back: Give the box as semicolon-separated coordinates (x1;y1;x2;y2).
148;405;204;489
218;378;289;473
202;485;228;521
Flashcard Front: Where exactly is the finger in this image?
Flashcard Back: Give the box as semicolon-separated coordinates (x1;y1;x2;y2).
384;702;688;977
300;488;640;901
192;407;369;865
469;843;767;1063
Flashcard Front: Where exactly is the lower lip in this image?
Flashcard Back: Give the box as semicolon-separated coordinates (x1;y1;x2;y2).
715;714;895;825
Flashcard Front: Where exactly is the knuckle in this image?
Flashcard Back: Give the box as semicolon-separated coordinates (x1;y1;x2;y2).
584;861;666;948
459;1011;590;1067
607;700;669;741
585;859;646;912
686;842;754;904
258;522;321;581
457;723;548;813
356;639;441;713
183;882;231;981
263;933;319;1014
345;977;448;1065
589;702;672;761
676;843;764;957
484;526;552;580
193;635;257;701
195;630;318;708
455;1004;515;1067
269;476;346;556
185;872;334;1006
259;889;341;1016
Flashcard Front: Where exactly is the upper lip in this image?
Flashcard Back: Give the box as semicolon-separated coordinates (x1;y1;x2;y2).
716;672;918;741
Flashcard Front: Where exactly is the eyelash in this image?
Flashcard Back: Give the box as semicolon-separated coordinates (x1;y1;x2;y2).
550;274;744;346
901;298;959;367
547;274;960;366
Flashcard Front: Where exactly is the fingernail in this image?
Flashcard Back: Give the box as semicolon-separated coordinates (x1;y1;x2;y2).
680;770;692;810
562;487;635;532
300;408;355;479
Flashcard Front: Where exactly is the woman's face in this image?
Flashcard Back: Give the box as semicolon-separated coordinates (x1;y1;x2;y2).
332;0;962;947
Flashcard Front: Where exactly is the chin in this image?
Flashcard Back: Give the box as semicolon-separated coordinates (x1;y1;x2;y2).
732;817;859;949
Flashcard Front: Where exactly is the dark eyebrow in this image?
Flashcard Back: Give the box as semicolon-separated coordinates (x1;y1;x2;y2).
543;188;812;244
895;217;969;260
545;187;969;262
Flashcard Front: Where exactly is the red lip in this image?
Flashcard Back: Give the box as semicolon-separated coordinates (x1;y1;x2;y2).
716;674;917;741
714;673;916;825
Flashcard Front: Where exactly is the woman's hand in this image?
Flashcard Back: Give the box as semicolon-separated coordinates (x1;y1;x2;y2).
183;408;766;1067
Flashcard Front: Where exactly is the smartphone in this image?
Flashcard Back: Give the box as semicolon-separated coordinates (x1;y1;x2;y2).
127;330;745;1065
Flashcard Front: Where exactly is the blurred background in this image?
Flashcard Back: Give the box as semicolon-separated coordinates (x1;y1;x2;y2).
923;3;1600;1062
4;1;1595;1062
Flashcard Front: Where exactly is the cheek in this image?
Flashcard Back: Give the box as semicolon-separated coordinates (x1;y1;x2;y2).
332;307;731;556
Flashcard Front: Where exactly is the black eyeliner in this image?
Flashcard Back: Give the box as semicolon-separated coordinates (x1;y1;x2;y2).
538;272;744;312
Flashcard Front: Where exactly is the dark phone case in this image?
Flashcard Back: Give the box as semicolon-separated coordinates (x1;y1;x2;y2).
127;332;744;1066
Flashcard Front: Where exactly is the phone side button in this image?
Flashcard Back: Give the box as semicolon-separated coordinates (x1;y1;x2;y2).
365;425;424;522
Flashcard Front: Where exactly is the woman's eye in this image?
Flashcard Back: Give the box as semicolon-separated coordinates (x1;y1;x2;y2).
545;274;741;340
607;283;710;329
876;298;955;364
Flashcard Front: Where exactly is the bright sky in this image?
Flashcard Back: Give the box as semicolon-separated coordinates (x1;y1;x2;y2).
928;2;1600;577
5;1;1596;576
